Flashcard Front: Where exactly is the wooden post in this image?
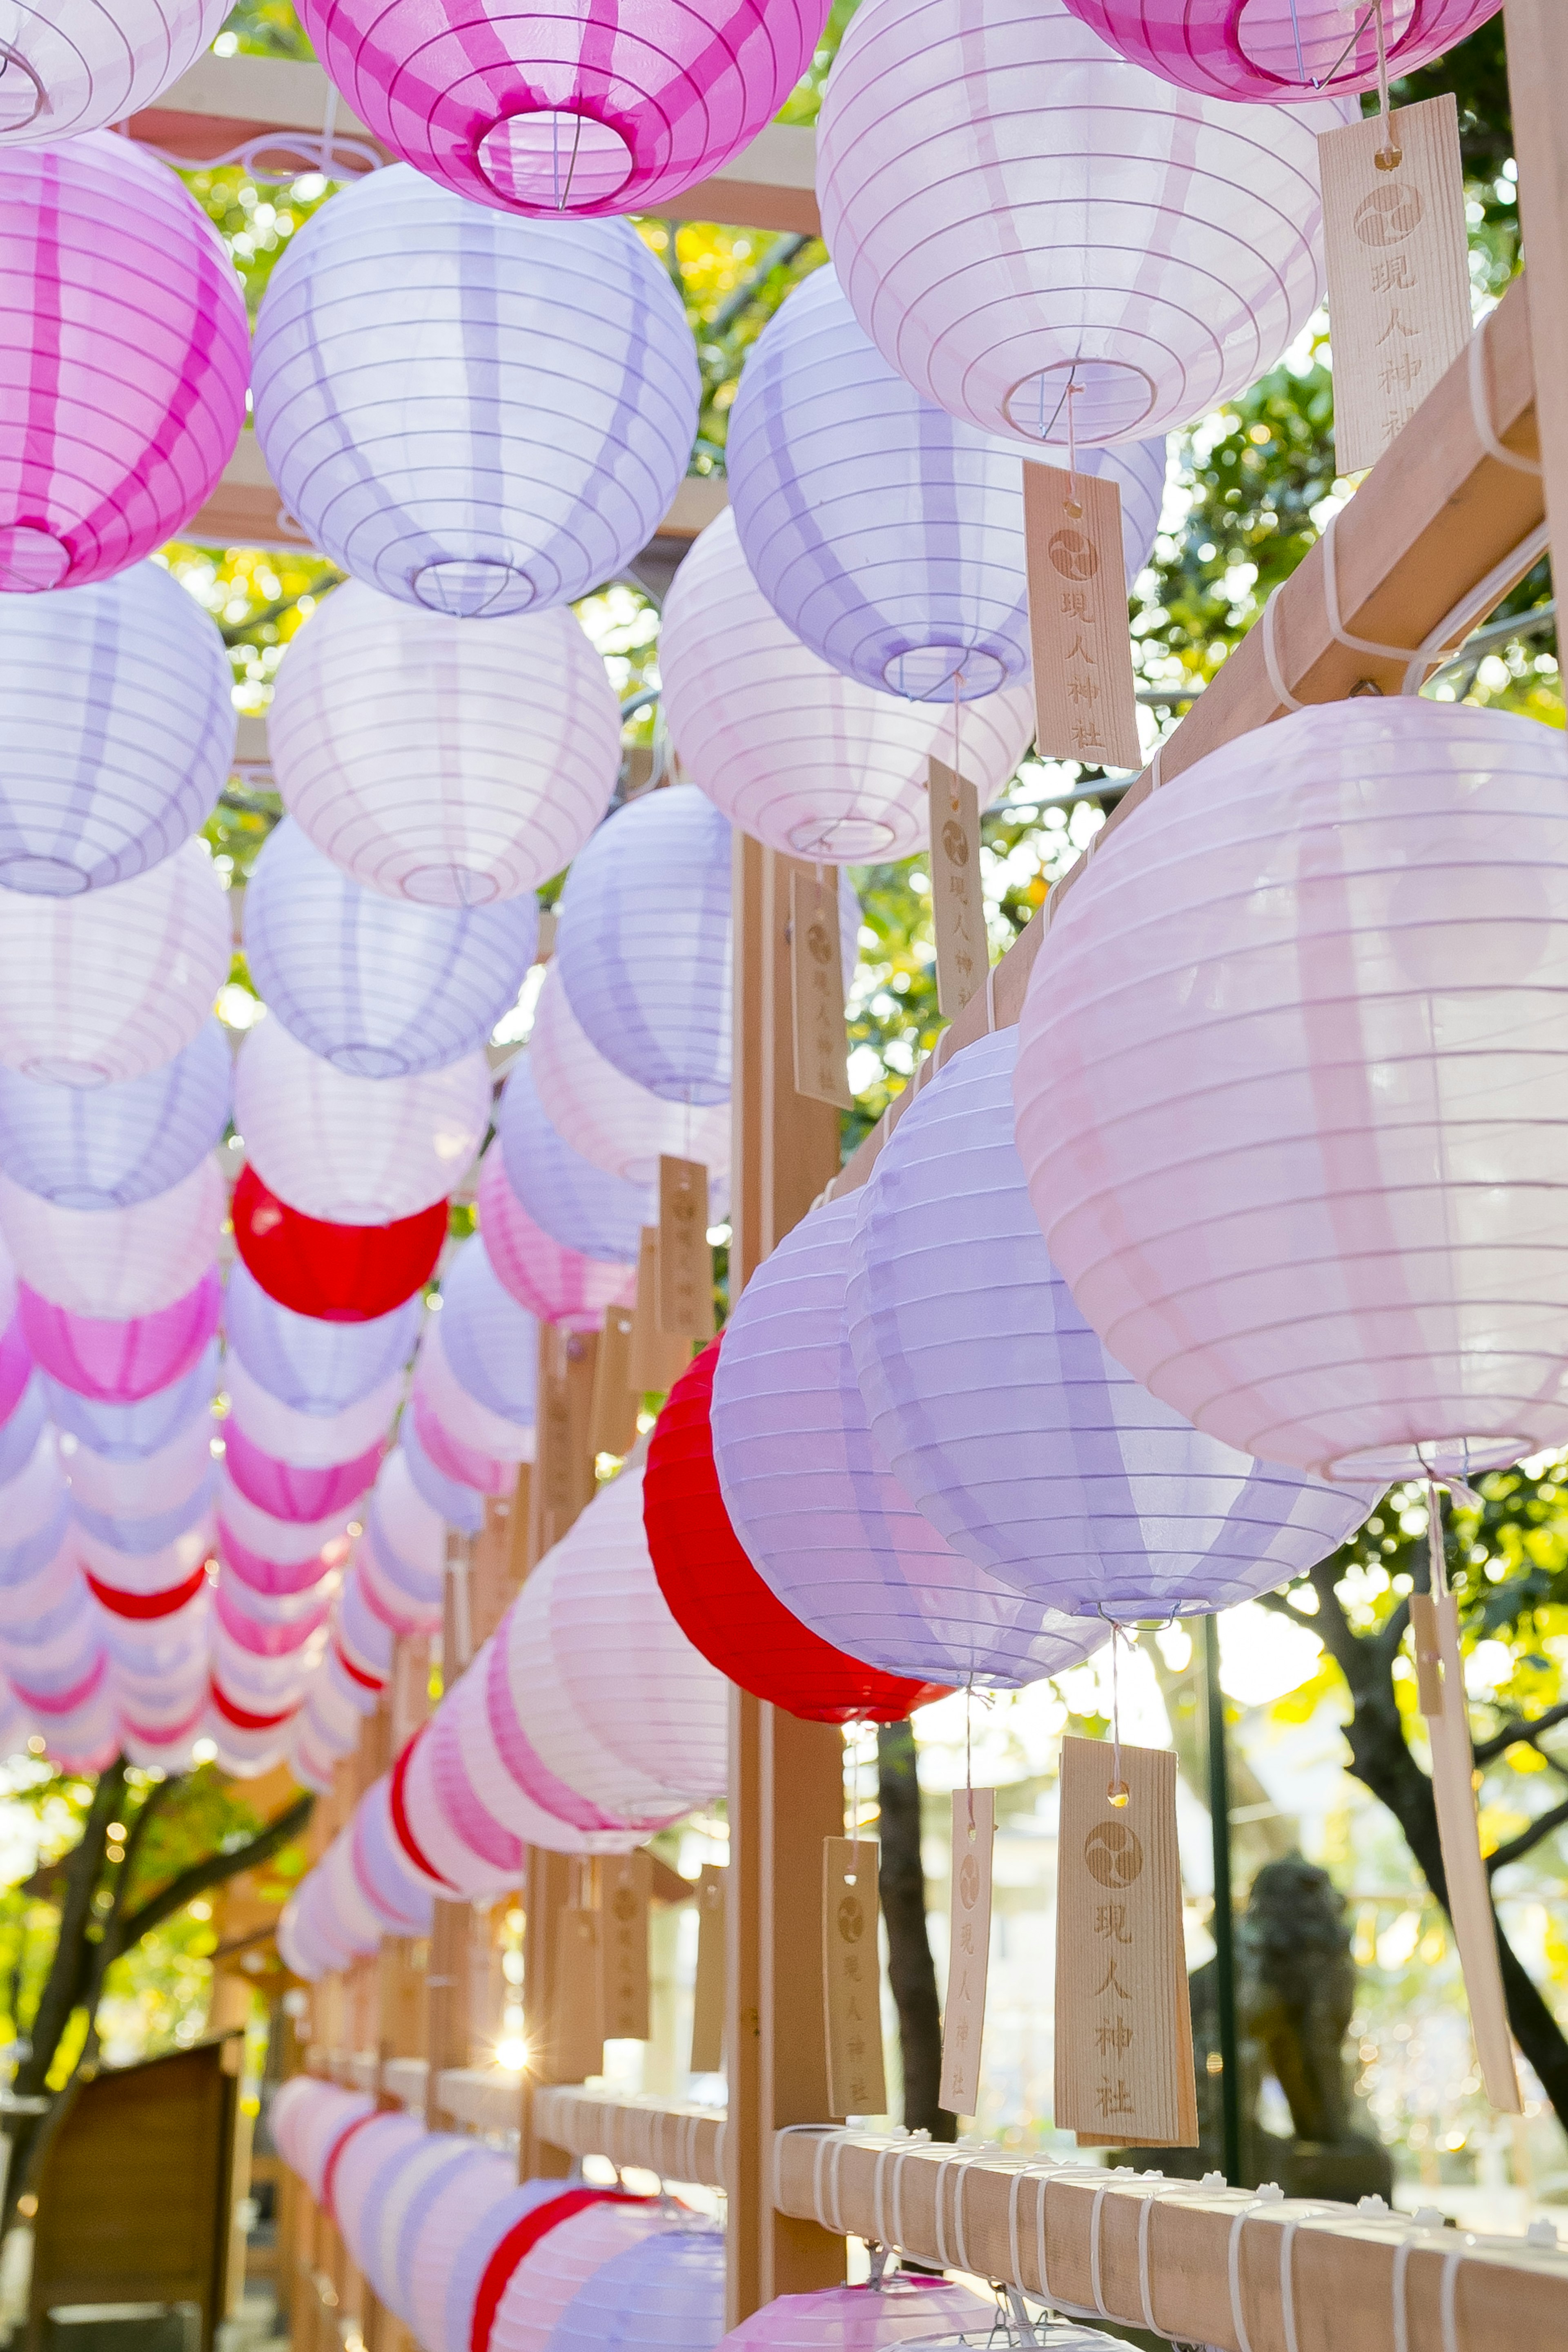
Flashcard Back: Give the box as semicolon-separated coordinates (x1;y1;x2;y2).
1506;5;1568;540
725;839;847;2327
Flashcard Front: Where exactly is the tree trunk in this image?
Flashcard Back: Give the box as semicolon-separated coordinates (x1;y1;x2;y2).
876;1721;955;2140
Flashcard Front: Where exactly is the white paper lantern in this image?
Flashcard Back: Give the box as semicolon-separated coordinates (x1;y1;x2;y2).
223;1356;404;1471
252;167;701;619
267;583;621;911
414;1317;534;1467
528;964;731;1193
0;1155;222;1319
0;3;229;146
660;511;1035;859
236;1017;490;1224
817;0;1350;450
0;836;231;1086
1016;696;1568;1484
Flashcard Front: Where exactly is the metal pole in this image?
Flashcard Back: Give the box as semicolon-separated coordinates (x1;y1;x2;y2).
1203;1613;1243;2185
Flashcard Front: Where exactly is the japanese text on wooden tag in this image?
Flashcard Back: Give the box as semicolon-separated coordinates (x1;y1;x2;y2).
1415;1588;1522;2112
1024;459;1143;774
689;1862;726;2075
657;1155;715;1339
939;1786;994;2117
589;1304;639;1460
790;869;853;1111
927;759;986;1019
597;1850;652;2042
1054;1737;1197;2148
530;1325;598;1560
628;1227;691;1397
822;1837;888;2120
1319;93;1470;475
553;1904;605;2083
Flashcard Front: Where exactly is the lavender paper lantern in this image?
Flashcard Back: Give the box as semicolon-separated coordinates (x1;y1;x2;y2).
414;1314;535;1465
0;1019;231;1208
298;0;828;221
0;133;249;593
407;2145;516;2352
0;1378;44;1485
47;1340;218;1461
244;819;537;1077
225;1262;421;1417
0;564;234;892
223;1357;403;1473
490;2200;668;2352
0;836;231;1085
1063;0;1501;103
713;1194;1105;1687
434;1239;538;1430
21;1268;220;1403
476;1150;637;1333
497;1060;649;1264
728;264;1166;700
401;1412;484;1537
0;1154;223;1318
1016;697;1568;1485
0;4;230;144
267;582;621;910
816;0;1350;451
715;2278;994;2348
251;167;700;619
236;1018;490;1224
660;512;1034;859
547;2223;726;2352
528;964;731;1195
849;1029;1378;1619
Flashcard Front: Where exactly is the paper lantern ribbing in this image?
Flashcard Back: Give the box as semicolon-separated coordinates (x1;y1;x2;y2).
64;1415;212;1521
402;1413;483;1535
0;564;234;893
434;1240;537;1430
267;584;621;911
225;1262;422;1417
728;265;1166;701
476;1151;636;1333
236;1019;490;1225
0;1019;230;1210
0;134;249;593
21;1268;220;1404
225;1421;380;1526
529;965;731;1192
225;1359;404;1475
817;0;1349;452
251;167;700;620
0;4;230;145
850;1029;1377;1618
489;2198;670;2352
407;2147;516;2352
1017;697;1568;1484
411;1387;508;1498
47;1340;218;1463
548;2225;726;2352
232;1167;448;1324
415;1314;534;1465
1063;0;1500;103
497;1060;648;1265
646;1340;952;1721
715;1195;1108;1682
660;512;1035;860
0;836;231;1086
0;1155;223;1320
715;2278;996;2348
244;820;537;1079
443;2187;622;2352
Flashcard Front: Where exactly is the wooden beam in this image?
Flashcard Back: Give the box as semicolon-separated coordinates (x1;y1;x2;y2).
1505;6;1568;548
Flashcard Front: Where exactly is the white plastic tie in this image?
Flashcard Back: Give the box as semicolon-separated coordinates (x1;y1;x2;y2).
1227;2184;1284;2352
1468;321;1542;475
1261;584;1307;713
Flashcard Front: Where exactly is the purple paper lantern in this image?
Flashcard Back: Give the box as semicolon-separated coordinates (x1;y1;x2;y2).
476;1149;637;1333
402;1412;484;1538
0;5;232;146
414;1314;534;1466
243;820;538;1078
728;263;1166;701
496;1059;649;1265
816;0;1350;451
0;133;249;593
20;1265;221;1403
224;1261;422;1418
846;1028;1379;1619
435;1240;538;1430
0;1019;231;1209
251;167;700;619
46;1340;218;1462
299;0;829;220
1063;0;1501;103
529;964;731;1195
548;2225;726;2352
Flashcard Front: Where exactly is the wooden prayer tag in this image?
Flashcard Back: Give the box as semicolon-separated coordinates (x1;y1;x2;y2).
627;1226;691;1396
790;869;853;1111
927;759;986;1019
1055;1737;1197;2147
688;1862;727;2075
1023;459;1143;774
597;1851;652;2042
939;1787;994;2117
553;1905;606;2082
1319;93;1470;474
588;1304;639;1459
528;1324;598;1561
1417;1589;1522;2112
822;1838;888;2120
656;1155;715;1340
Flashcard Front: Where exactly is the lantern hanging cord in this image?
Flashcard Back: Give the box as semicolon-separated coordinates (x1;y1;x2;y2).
951;670;963;808
966;1681;976;1836
1108;1626;1130;1807
320;80;339;180
1373;0;1400;170
850;1721;863;1873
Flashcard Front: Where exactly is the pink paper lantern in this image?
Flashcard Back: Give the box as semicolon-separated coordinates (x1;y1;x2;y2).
490;2200;668;2352
19;1267;220;1403
410;1388;510;1498
413;1318;534;1466
0;133;249;593
394;1714;521;1899
1016;697;1568;1483
1063;1;1501;104
476;1149;637;1333
298;0;829;221
218;1476;353;1570
225;1420;381;1525
449;1627;642;1856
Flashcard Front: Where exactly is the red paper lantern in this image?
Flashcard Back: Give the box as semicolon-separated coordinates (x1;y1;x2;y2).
644;1338;949;1724
232;1165;446;1325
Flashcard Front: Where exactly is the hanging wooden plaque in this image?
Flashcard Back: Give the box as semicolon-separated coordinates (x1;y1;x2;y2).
1417;1590;1523;2113
1054;1737;1198;2148
1023;459;1143;774
657;1155;715;1340
821;1837;888;2120
528;1324;598;1563
588;1304;639;1459
939;1787;995;2117
689;1862;727;2075
627;1226;691;1396
1319;94;1471;475
927;759;986;1019
790;869;853;1111
597;1850;652;2042
553;1905;605;2083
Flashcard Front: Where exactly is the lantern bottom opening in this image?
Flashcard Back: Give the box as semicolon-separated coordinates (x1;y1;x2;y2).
786;812;902;858
20;1054;116;1087
1002;357;1156;450
1234;0;1418;90
411;558;536;619
478;109;636;213
401;861;504;909
882;645;1012;701
0;852;90;896
0;524;69;593
0;45;46;134
1323;1431;1532;1485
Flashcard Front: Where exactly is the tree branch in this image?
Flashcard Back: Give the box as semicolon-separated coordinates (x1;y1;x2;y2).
1474;1697;1568;1766
16;1761;127;2096
74;1777;178;2038
115;1792;314;1953
1485;1793;1568;1878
